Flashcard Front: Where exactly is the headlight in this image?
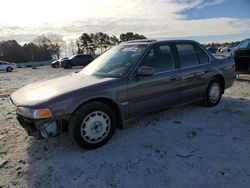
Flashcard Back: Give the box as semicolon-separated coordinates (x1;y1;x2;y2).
17;107;52;119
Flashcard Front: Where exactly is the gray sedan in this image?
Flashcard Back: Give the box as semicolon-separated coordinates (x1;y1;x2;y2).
10;39;236;149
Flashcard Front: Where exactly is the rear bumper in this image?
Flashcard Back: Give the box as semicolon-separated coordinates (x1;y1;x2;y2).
225;71;236;90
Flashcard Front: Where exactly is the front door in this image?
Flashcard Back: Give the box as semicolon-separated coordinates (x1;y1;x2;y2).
128;43;181;118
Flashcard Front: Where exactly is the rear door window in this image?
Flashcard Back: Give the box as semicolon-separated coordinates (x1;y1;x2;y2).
176;43;200;68
196;45;209;64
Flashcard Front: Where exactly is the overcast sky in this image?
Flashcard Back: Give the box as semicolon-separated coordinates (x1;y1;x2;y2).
0;0;249;43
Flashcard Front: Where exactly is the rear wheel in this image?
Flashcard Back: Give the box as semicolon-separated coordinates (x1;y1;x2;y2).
6;67;13;72
69;102;116;149
203;78;223;107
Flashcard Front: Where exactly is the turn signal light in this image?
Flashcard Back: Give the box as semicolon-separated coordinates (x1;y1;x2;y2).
35;108;52;119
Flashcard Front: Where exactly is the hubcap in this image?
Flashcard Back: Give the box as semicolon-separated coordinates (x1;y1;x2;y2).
208;82;221;103
80;111;111;143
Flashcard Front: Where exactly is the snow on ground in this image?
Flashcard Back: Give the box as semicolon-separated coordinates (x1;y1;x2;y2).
0;66;250;188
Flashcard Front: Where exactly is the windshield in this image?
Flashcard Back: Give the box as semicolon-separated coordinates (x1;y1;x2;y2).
69;55;77;60
81;44;148;77
238;39;250;49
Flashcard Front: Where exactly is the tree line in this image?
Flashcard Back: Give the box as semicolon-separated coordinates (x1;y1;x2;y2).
77;32;146;54
0;34;65;63
0;32;146;63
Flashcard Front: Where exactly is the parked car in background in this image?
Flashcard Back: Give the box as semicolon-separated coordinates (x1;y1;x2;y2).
10;39;236;149
234;38;250;73
206;46;217;54
0;61;16;72
217;46;224;53
60;54;95;69
51;57;68;68
220;46;230;53
228;45;238;52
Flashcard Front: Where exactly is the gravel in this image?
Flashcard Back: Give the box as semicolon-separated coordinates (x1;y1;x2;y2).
0;66;250;188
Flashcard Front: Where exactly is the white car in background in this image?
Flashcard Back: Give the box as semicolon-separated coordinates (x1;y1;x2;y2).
0;61;17;72
220;46;230;53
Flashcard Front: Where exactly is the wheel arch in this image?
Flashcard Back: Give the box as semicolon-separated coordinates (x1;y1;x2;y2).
6;66;13;72
71;97;124;129
212;74;225;93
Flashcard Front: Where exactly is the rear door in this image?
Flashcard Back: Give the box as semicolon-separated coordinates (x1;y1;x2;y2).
175;42;211;102
85;55;94;66
78;55;91;66
128;42;181;118
76;55;86;66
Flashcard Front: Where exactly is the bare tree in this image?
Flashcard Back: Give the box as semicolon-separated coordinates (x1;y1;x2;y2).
47;34;66;59
33;35;52;60
70;40;76;55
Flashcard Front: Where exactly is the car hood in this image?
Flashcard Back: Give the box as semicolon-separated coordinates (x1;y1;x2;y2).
10;73;116;107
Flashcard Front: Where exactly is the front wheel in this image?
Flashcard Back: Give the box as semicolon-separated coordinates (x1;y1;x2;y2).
203;78;223;107
69;102;116;149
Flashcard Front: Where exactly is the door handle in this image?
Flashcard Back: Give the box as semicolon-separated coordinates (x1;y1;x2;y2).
183;74;194;79
204;70;210;74
169;75;178;81
195;71;207;76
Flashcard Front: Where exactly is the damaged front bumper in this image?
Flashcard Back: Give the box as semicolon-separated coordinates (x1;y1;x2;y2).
10;98;69;139
16;114;60;139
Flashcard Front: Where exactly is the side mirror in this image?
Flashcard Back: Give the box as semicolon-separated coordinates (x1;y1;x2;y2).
137;66;154;77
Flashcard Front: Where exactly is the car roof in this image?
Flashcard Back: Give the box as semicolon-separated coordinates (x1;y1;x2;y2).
121;39;200;45
0;61;11;64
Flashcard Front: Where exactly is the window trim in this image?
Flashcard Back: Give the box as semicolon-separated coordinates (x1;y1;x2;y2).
126;41;212;79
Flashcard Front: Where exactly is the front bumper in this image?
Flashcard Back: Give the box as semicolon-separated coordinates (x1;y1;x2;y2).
17;114;39;137
16;114;60;139
10;98;68;139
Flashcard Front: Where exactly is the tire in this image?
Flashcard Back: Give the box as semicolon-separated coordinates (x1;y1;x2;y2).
203;78;223;107
69;102;116;149
51;64;58;68
6;67;13;72
64;63;72;69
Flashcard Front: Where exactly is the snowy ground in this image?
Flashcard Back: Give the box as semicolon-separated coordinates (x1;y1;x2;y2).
0;66;250;188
